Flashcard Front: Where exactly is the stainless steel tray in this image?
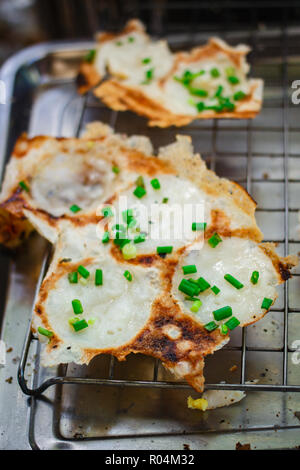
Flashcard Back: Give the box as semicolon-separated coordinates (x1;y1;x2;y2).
1;27;300;450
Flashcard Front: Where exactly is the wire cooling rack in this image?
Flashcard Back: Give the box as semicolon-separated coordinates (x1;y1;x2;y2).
14;21;300;401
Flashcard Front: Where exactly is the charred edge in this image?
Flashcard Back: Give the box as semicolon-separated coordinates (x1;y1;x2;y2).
278;263;292;281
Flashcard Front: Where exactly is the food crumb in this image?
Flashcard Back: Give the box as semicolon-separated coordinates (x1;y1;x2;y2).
6;347;13;353
5;376;13;384
229;365;238;372
236;442;251;450
183;444;190;450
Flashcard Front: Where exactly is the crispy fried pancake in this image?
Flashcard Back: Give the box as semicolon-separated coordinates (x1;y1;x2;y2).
78;19;263;126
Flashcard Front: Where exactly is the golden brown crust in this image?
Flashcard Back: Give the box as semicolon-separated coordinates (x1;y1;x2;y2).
259;242;298;283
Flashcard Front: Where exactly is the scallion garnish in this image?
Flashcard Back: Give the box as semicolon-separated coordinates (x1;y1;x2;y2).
77;265;90;279
208;232;222;248
213;306;232;321
157;246;173;255
84;49;96;63
210;68;220;78
220;324;229;335
227;75;240;85
251;271;259;285
142;57;151;64
261;297;273;310
134;233;146;244
225;316;240;330
135;175;145;187
196;277;210;292
128;36;135;43
192;222;206;231
95;269;103;286
182;265;197;275
70;318;89;332
68;272;78;284
162;197;169;204
233;91;246;101
18;180;29;192
38;327;53;338
102;231;110;244
69;204;81;213
188;88;208;97
150;178;160;190
190;299;202;313
72;299;83;315
204;321;218;332
102;207;113;217
133;186;146;198
224;274;244;290
115;41;122;46
178;279;198;297
211;285;220;295
124;270;132;282
142;67;154;84
112;166;120;174
122;242;137;260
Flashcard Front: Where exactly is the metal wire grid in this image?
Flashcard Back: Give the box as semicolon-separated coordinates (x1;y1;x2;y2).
17;23;300;398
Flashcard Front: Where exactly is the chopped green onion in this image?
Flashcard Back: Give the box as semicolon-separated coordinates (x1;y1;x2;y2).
233;91;246;101
192;222;206;231
114;234;130;248
112;166;120;174
220;324;229;335
208;232;222;248
68;272;78;284
84;49;96;63
124;270;132;282
157;246;173;255
188;88;208;97
261;297;273;310
77;265;90;279
71;318;89;332
182;265;197;275
102;231;110;244
102;206;113;217
18;180;29;192
142;67;154;84
72;299;83;314
38;327;53;338
227;75;240;85
88;318;96;325
115;41;122;46
113;223;126;232
187;279;201;296
215;85;224;97
185;296;200;301
178;279;198;297
122;209;134;224
128;36;135;43
210;68;220;78
211;285;220;295
69;204;81;213
213;306;232;321
251;271;259;285
150;178;160;190
122;243;137;260
142;57;151;64
225;66;236;76
162;197;169;204
224;274;244;290
95;269;103;286
128;218;137;228
225;316;240;330
133;186;146;198
204;321;218;332
197;277;211;292
134;233;146;244
79;277;88;286
190;299;202;313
